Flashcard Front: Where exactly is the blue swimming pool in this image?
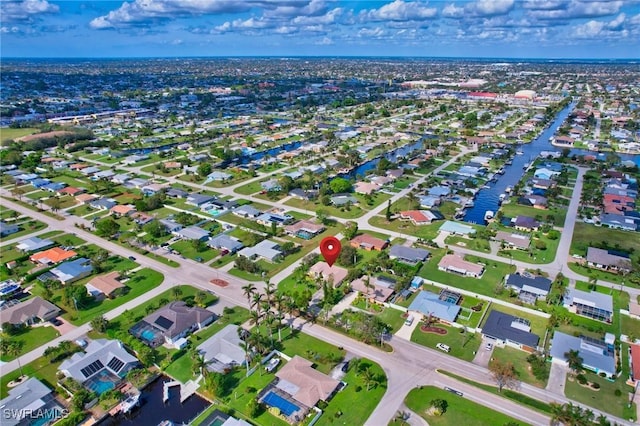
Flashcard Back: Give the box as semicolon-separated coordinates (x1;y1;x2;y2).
85;370;118;395
141;329;159;341
262;391;300;417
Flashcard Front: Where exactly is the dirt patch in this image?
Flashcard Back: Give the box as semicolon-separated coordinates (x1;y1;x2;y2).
18;131;74;142
420;325;448;335
210;278;229;287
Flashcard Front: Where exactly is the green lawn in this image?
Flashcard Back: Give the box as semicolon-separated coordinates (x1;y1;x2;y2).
622;315;640;340
285;197;366;219
170;240;219;263
279;328;346;374
317;358;386;426
418;249;516;300
405;385;521;426
0;325;60;361
0;220;48;240
571;222;640;256
445;235;490;253
0;355;63;399
369;215;442;241
234;179;265;195
500;203;567;226
0;127;40;142
32;268;164;326
490;346;548;388
565;371;636;421
378;307;407;334
410;323;480;361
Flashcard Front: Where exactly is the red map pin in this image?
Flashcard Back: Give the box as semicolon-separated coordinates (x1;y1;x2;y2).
320;236;341;267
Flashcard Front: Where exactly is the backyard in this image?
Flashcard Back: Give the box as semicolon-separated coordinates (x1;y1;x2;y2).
410;323;481;361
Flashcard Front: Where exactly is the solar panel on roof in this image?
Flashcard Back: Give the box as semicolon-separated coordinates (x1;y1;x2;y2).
80;359;104;378
107;356;125;373
154;316;173;330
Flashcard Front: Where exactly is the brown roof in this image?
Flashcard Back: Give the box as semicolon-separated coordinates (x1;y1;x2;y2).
350;234;388;250
308;262;348;286
110;204;136;215
0;296;60;325
276;356;340;407
30;247;77;264
350;276;394;302
438;254;484;276
76;193;98;202
284;220;325;235
87;271;125;296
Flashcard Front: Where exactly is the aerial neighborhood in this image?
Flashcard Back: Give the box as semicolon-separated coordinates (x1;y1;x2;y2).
0;56;639;426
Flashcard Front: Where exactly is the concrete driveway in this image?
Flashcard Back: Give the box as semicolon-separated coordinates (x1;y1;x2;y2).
395;314;419;340
472;337;494;367
546;360;568;396
49;318;76;336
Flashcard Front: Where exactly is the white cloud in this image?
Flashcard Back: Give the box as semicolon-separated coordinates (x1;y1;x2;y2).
607;13;625;30
361;0;437;22
528;0;624;20
358;27;386;38
466;0;514;17
1;0;59;22
574;20;606;37
316;36;333;45
292;7;342;25
442;4;464;18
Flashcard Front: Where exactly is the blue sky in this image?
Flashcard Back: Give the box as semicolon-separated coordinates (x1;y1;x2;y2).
1;0;639;58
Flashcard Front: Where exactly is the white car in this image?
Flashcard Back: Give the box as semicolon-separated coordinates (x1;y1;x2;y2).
265;358;280;373
485;342;493;351
436;343;450;353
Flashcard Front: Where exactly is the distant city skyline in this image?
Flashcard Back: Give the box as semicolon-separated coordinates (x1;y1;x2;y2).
1;0;639;59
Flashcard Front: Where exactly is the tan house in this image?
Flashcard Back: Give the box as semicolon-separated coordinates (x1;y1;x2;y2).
86;271;125;298
437;254;484;278
308;262;348;287
275;355;340;407
110;204;136;217
0;297;60;329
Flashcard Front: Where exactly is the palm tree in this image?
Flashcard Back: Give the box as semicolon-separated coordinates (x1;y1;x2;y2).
407;190;418;209
242;283;256;308
251;292;264;313
274;292;285;342
192;353;208;378
564;349;583;374
363;275;373;310
359;366;377;391
171;286;183;299
4;341;25;378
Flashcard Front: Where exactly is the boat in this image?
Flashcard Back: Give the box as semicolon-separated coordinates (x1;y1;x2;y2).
505;159;513;165
505;185;512;194
464;200;475;208
484;210;494;222
497;168;505;175
523;162;530;169
120;394;140;414
516;150;524;155
498;193;506;205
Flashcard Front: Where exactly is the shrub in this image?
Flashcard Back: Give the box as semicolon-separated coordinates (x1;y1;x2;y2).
615;389;622;396
591;382;600;389
576;374;587;384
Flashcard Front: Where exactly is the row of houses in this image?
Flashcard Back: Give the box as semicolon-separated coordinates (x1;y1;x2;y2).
599;173;639;231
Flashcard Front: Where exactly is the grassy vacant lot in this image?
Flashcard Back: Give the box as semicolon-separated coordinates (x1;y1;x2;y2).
490;346;548;388
369;215;442;241
500;203;567;226
317;358;386;426
0;325;60;361
0;127;39;142
497;230;561;265
32;268;163;326
410;323;480;361
571;222;640;256
378;307;407;333
170;240;219;263
405;385;521;426
565;370;636;421
445;235;490;253
418;249;516;299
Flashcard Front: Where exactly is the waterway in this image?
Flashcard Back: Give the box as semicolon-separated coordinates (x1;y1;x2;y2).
463;104;639;224
105;376;210;426
463;104;577;224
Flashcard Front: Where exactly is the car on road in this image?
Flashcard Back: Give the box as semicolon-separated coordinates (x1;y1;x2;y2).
128;256;136;261
265;357;280;373
485;342;493;351
436;343;450;353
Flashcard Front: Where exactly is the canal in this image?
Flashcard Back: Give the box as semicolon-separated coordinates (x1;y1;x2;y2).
463;103;577;224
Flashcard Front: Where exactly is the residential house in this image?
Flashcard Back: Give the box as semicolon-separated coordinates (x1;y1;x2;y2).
237;240;283;263
0;378;64;426
600;213;638;231
58;186;85;197
132;301;215;348
408;290;461;324
86;271;125;298
30;247;77;265
550;331;616;378
207;234;244;253
207;171;233;182
495;231;531;250
187;193;216;207
90;198;117;211
166;187;189;199
418;195;441;209
0;297;61;329
428;186;451;197
518;195;548;209
45;257;93;285
629;345;640;386
111;173;131;184
439;221;476;236
308;262;348;287
504;273;552;303
563;288;613;323
75;193;98;205
131;212;154;226
271;355;340;409
125;178;149;189
0;280;21;298
284;220;325;239
233;205;262;218
354;181;380;195
534;167;561;180
512;216;540;232
331;194;358;206
586;247;632;272
350;234;388;251
438;254;484;278
197;324;245;373
350;276;394;303
175;226;210;241
0;221;19;237
142;183;168;195
59;339;139;387
481;310;540;352
288;188;318;201
160;219;183;233
261;179;282;192
256;212;294;227
92;170;115;180
389;245;430;264
110;204;136;217
399;210;442;225
386;169;404;179
203;198;238;213
16;236;54;253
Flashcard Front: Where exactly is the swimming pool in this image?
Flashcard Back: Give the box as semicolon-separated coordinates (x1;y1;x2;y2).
262;391;300;417
85;369;118;395
141;329;159;341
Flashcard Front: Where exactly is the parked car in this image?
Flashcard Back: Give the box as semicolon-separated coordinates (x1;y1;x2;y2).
265;357;280;373
436;343;450;353
49;318;63;326
485;342;493;351
341;361;350;372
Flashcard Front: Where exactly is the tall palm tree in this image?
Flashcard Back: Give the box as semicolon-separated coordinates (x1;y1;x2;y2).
5;341;25;378
564;349;583;374
192;353;208;378
242;283;256;308
251;292;264;313
274;292;286;342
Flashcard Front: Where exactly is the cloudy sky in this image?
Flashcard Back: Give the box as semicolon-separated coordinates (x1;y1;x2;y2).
1;0;639;58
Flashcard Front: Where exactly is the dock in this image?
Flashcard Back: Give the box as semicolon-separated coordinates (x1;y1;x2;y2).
162;377;201;403
163;380;180;402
